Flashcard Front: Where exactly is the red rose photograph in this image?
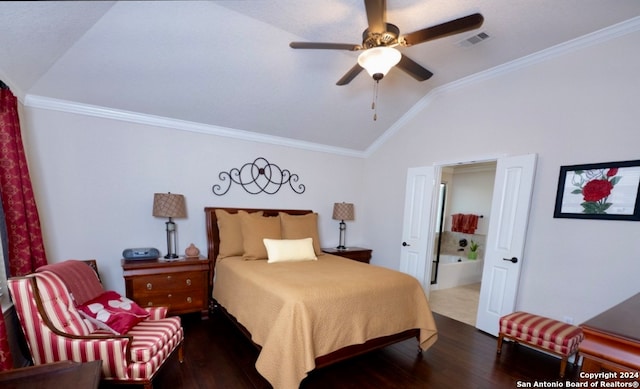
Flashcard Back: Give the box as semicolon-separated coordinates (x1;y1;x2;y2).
554;160;640;221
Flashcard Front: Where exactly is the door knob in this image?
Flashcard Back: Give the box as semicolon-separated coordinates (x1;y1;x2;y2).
503;257;518;263
402;242;410;247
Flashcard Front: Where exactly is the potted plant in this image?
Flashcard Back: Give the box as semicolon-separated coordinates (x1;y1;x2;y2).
468;240;479;260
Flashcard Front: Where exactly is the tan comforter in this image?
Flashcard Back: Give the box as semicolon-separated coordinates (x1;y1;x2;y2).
213;254;438;389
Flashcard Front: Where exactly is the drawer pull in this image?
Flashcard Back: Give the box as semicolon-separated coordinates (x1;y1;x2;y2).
168;294;172;298
187;297;192;303
186;279;192;286
147;302;153;307
146;283;153;290
167;275;172;281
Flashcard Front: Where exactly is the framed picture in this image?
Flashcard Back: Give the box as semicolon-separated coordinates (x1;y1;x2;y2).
554;159;640;220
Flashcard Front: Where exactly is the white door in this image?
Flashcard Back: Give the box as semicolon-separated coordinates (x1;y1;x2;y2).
476;154;537;335
400;166;436;291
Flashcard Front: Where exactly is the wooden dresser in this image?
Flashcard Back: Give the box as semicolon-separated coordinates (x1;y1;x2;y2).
322;247;372;263
579;292;640;376
122;256;211;319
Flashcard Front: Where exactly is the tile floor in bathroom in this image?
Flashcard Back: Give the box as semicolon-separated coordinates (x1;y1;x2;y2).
428;282;481;327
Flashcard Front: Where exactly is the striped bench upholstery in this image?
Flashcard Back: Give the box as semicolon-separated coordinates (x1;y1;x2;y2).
8;267;184;389
498;311;584;377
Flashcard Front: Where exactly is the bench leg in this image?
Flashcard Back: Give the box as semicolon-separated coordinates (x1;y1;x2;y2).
559;357;568;378
497;333;504;355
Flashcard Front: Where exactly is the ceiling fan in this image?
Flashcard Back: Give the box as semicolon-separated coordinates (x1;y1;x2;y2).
289;0;484;85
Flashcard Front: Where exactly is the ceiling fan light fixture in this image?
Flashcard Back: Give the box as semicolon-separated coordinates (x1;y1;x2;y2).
357;47;401;80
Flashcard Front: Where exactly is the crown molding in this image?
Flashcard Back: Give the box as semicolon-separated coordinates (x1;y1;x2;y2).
364;16;640;157
23;95;366;158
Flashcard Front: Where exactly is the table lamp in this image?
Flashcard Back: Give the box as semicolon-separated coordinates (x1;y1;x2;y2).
153;192;187;259
332;202;354;250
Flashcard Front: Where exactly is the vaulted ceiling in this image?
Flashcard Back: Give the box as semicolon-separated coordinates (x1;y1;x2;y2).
1;1;639;153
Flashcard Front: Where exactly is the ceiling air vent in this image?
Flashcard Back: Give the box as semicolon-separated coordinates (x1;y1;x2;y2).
457;32;490;48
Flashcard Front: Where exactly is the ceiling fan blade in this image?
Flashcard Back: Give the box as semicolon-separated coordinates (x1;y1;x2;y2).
290;42;361;51
364;0;387;34
397;55;433;81
336;64;364;86
401;13;484;47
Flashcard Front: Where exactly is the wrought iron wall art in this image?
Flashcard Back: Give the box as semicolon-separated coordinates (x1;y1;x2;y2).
212;157;306;196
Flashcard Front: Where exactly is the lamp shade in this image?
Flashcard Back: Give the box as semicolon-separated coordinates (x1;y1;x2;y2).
357;47;401;78
332;202;355;221
152;193;187;218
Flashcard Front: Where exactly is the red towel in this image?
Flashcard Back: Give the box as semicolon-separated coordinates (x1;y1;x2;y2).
452;214;479;234
36;260;104;305
451;214;464;232
462;214;479;234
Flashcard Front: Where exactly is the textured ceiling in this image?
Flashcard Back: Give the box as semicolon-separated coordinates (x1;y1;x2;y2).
1;1;639;153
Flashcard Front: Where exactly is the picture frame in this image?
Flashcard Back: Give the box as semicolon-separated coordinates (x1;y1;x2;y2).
553;159;640;221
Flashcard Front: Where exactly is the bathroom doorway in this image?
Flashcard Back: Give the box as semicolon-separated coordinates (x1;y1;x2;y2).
428;161;496;326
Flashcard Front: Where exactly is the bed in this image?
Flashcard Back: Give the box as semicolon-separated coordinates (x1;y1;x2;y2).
205;207;437;389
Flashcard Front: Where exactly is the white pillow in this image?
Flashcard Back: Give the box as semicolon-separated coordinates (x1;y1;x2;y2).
263;238;318;263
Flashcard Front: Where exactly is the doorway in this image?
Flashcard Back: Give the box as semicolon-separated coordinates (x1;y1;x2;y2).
400;154;536;334
428;162;496;326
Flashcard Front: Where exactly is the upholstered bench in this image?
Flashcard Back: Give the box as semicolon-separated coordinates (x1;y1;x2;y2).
497;311;584;377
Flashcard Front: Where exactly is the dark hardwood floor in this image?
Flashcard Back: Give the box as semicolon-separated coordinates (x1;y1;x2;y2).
105;309;580;389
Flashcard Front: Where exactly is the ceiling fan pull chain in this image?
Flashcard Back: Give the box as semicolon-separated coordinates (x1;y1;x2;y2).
371;80;376;110
372;80;379;121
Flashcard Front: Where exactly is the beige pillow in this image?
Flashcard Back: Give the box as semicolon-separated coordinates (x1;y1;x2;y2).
264;238;317;263
215;209;242;259
279;212;322;256
215;209;263;258
239;211;282;260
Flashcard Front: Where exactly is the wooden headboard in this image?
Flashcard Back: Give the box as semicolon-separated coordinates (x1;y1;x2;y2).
204;207;313;265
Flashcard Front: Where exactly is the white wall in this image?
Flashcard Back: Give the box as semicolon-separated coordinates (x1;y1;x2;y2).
21;108;365;295
363;28;640;324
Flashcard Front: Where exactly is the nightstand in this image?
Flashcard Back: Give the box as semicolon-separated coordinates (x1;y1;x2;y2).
122;256;211;319
322;247;372;264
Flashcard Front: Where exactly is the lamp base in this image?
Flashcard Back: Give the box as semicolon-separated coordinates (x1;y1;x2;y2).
164;219;179;260
336;220;348;251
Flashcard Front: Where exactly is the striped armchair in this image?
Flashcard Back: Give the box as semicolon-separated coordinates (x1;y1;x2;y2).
7;261;184;389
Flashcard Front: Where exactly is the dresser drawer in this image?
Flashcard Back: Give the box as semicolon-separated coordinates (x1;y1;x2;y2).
131;271;205;295
135;291;205;313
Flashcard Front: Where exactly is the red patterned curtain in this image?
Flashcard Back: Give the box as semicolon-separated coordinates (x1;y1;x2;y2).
0;82;48;371
0;318;9;372
0;84;47;276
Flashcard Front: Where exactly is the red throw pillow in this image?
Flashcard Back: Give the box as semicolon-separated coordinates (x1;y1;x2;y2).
77;291;149;335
